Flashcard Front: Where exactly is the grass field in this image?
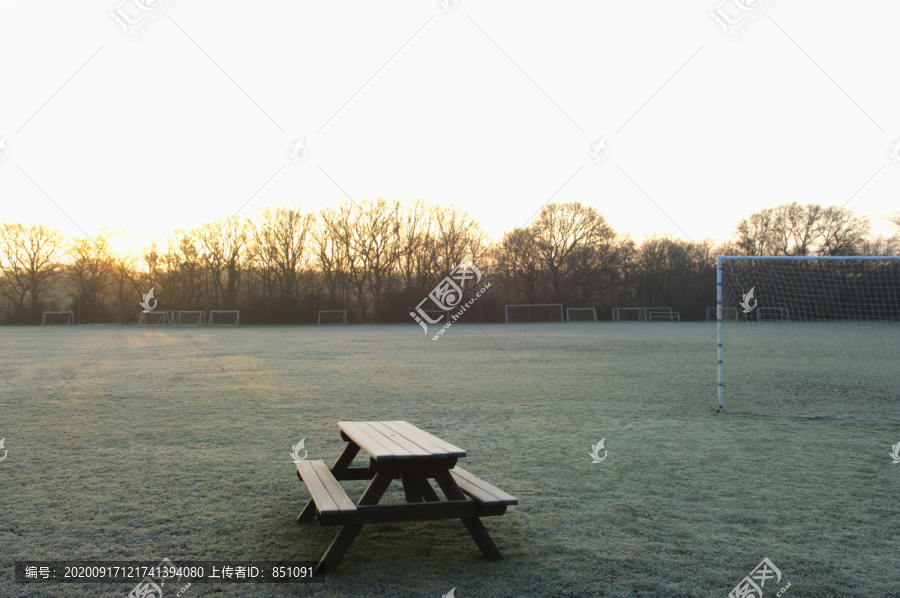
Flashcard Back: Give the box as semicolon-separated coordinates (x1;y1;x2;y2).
1;322;898;597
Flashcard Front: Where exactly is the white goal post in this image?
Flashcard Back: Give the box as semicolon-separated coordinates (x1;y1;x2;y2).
716;255;900;412
175;310;206;326
566;307;598;322
139;311;170;325
209;310;240;325
505;304;564;324
317;309;348;325
612;307;644;322
41;311;74;326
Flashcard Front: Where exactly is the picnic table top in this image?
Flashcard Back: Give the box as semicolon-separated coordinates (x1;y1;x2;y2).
338;420;467;462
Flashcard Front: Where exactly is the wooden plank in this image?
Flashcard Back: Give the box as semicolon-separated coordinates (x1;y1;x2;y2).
296;460;357;517
367;421;433;458
450;467;518;505
296;460;340;516
386;420;467;457
367;456;457;474
311;461;358;514
355;421;424;459
338;421;413;461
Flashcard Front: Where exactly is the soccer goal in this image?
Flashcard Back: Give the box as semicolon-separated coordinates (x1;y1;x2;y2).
209;310;240;325
317;310;348;325
139;311;169;325
706;307;737;322
566;307;598;322
647;310;680;322
41;311;74;326
612;307;644;322
505;304;563;324
716;255;900;416
174;310;206;326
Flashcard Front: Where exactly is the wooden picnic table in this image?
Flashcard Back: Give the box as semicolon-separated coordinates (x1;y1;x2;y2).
295;420;517;573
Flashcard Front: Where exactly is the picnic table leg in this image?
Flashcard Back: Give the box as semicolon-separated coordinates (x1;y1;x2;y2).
431;470;504;560
315;471;393;574
298;442;360;523
417;472;441;502
400;472;424;502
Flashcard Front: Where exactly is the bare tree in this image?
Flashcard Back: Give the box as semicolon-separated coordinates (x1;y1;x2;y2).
313;201;358;314
0;223;66;323
252;205;313;322
68;230;117;322
815;206;870;256
197;217;251;309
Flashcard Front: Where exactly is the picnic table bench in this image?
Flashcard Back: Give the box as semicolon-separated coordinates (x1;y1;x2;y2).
295;420;517;573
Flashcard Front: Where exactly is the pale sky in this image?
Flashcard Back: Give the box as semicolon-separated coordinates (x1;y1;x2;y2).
1;1;898;258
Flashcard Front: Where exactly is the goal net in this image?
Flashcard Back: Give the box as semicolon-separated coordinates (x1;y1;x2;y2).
175;310;206;326
209;310;240;325
566;307;598;322
706;307;737;322
505;304;563;324
317;310;348;325
716;256;900;418
139;311;169;325
41;311;74;326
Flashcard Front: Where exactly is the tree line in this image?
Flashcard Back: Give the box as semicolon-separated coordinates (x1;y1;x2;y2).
1;200;897;324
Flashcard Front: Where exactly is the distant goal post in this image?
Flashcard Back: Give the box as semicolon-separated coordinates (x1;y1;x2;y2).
566;307;598;322
317;309;348;325
611;307;644;322
139;311;170;325
209;310;240;325
504;304;564;324
41;311;74;326
174;310;206;326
